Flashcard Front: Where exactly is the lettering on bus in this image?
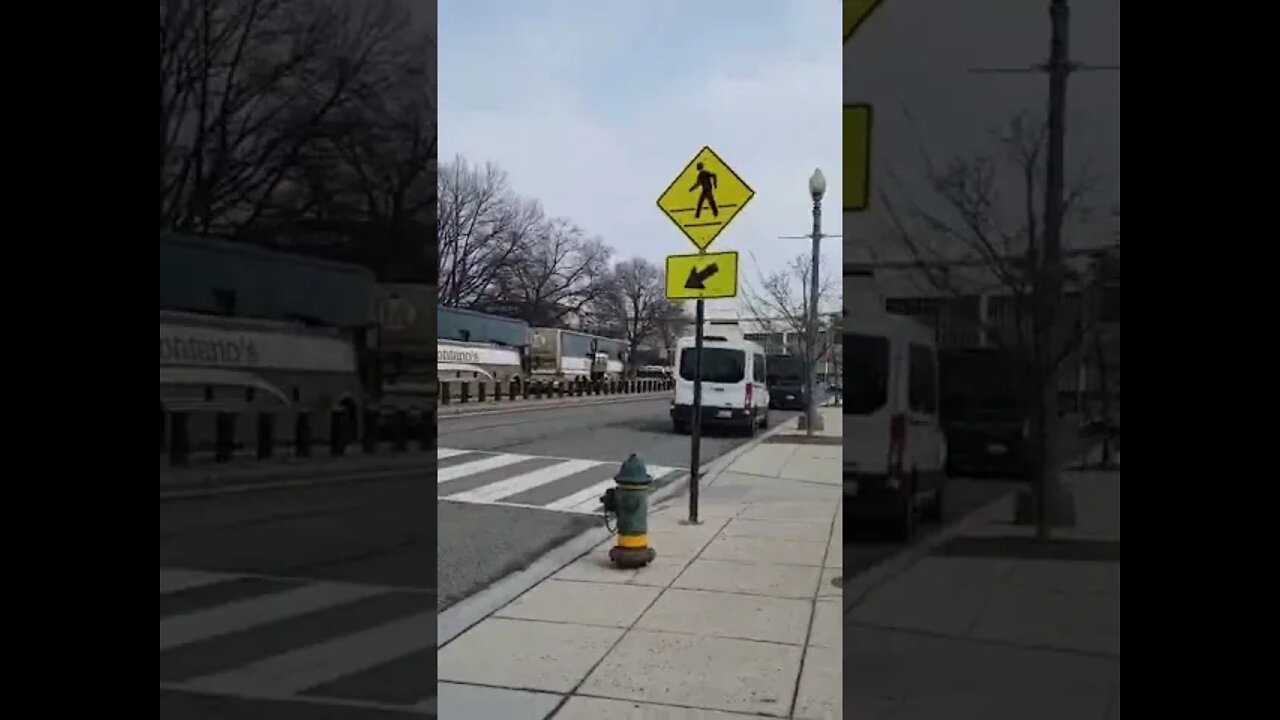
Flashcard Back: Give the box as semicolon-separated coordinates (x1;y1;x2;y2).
160;333;260;367
438;347;482;364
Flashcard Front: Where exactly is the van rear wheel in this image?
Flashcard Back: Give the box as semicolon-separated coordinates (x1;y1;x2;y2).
923;480;946;522
673;420;690;435
889;493;916;541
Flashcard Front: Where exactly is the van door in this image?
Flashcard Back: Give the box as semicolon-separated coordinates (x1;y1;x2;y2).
907;343;944;476
677;345;748;416
843;332;892;475
752;352;769;412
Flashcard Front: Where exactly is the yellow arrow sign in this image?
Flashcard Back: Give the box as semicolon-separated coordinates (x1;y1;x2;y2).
666;251;739;300
657;147;755;252
844;104;872;212
844;0;884;43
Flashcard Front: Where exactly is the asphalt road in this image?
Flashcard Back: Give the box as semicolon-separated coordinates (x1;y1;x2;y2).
159;399;794;719
436;399;798;610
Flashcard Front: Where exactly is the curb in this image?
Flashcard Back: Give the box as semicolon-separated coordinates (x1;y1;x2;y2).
159;466;430;501
842;443;1106;615
438;393;668;419
841;491;1013;615
436;414;805;649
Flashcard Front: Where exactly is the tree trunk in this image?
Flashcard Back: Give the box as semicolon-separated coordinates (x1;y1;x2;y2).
1034;373;1058;541
1094;327;1112;466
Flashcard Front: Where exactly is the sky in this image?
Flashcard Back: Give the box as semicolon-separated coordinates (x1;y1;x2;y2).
845;0;1121;266
438;0;843;319
437;0;1121;316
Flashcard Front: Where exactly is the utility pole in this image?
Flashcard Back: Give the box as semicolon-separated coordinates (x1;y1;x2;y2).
1032;0;1071;540
805;169;827;434
967;0;1118;540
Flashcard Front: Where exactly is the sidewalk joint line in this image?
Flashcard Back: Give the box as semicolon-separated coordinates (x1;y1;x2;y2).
571;689;790;718
790;474;843;720
847;619;1122;660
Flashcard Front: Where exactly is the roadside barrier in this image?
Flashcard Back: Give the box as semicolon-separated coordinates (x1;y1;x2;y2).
436;377;673;406
162;405;438;468
161;377;673;468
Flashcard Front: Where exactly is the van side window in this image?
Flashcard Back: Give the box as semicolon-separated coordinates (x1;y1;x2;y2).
909;344;938;414
844;334;889;415
753;353;765;382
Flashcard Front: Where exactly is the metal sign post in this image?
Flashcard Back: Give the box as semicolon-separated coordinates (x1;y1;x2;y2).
689;293;705;524
656;145;755;527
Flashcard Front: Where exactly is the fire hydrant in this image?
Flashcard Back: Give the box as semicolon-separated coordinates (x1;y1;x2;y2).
601;453;657;568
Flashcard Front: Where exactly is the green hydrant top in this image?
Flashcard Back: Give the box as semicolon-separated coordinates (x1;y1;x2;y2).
614;453;652;485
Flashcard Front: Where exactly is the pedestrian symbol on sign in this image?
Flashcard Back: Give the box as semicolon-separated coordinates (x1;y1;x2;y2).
690;163;718;219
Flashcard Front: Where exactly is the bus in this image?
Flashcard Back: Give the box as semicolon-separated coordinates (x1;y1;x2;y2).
530;328;627;380
160;310;365;452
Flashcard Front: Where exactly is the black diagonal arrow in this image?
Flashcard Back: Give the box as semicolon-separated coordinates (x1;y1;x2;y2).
684;263;719;289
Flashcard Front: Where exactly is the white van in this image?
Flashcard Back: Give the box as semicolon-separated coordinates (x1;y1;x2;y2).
843;311;948;539
671;335;770;436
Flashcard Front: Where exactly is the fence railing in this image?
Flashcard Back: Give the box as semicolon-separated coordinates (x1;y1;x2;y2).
160;406;436;468
437;377;673;405
159;378;675;468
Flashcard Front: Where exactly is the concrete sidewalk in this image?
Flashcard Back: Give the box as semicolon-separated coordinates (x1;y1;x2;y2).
437;407;844;719
845;469;1121;719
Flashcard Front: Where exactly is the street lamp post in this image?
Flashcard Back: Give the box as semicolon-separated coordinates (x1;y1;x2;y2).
805;168;826;435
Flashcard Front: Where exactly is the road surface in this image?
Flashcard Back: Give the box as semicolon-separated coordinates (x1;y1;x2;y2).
159;398;794;719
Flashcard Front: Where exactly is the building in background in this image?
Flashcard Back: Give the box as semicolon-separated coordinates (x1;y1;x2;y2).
739;314;842;387
844;243;1120;414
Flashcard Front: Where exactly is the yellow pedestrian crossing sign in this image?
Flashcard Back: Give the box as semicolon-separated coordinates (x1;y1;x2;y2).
656;146;755;252
665;251;739;300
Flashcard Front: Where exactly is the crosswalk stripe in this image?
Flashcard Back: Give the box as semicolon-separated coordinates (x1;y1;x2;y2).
436;448;470;460
437;453;531;483
443;458;603;504
160;568;239;595
545;465;682;512
185;609;436;697
545;478;614;512
160;582;388;652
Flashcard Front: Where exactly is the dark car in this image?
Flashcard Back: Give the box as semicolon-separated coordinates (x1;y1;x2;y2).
943;399;1030;478
766;354;807;410
768;382;807;410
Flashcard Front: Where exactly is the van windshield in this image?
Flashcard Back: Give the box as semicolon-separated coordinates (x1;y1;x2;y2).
679;348;745;384
843;333;889;415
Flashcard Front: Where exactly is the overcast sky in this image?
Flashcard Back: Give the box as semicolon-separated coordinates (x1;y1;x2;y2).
845;0;1121;263
438;0;842;319
437;0;1120;316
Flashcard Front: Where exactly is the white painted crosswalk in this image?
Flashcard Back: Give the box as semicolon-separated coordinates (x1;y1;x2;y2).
435;446;684;515
160;567;438;715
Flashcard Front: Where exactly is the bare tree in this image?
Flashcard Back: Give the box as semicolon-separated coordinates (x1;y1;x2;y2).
487;219;613;327
879;109;1110;534
742;251;839;371
160;0;419;236
595;258;686;371
436;157;539;307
